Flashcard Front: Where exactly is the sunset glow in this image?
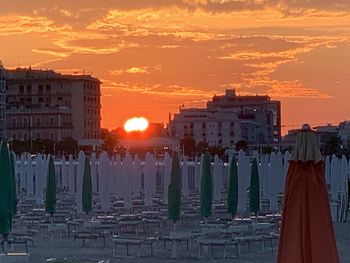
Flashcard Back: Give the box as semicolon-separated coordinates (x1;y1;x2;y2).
124;117;149;132
1;1;350;133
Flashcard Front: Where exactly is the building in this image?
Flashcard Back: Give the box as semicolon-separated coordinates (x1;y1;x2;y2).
5;68;101;148
0;63;5;139
207;89;281;144
281;124;339;151
168;89;281;150
339;121;350;149
169;108;241;149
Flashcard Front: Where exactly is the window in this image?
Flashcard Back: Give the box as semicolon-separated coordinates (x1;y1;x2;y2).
39;97;43;103
50;133;54;140
23;118;28;128
19;85;24;94
26;85;32;93
36;118;41;127
50;117;54;126
38;85;43;93
36;133;40;139
46;84;51;92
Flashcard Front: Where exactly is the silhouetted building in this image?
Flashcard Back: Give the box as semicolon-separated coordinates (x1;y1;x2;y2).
207;89;281;144
168;89;281;149
5;68;101;147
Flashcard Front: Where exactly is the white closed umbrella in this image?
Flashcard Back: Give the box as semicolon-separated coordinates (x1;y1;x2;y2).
213;154;221;201
76;151;85;214
132;154;142;197
268;152;279;211
122;152;133;209
19;154;26;192
114;154;122;198
98;151;111;211
276;152;284;194
182;156;189;198
91;152;98;193
144;152;156;206
26;154;34;198
338;155;349;222
68;155;75;193
325;155;331;187
194;156;200;191
237;150;250;213
34;154;44;205
61;156;68;190
283;151;291;188
163;152;172;202
330;154;341;202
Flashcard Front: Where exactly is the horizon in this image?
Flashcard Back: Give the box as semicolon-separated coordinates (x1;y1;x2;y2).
1;1;350;135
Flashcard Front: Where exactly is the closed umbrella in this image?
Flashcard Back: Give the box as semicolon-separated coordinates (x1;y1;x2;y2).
182;156;189;198
227;156;238;218
200;153;212;219
338;155;349;222
82;156;93;215
0;140;14;240
277;125;339;263
249;158;260;215
10;152;17;218
163;152;172;202
45;155;56;217
168;152;181;223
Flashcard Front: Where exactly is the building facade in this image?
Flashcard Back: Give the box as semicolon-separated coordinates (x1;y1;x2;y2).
207;89;281;144
168;89;281;150
5;68;101;147
0;63;5;139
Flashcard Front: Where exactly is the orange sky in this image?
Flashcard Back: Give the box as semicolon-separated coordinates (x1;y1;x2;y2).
1;1;350;134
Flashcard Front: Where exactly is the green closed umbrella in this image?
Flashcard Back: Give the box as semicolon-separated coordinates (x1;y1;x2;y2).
168;152;181;224
82;157;93;215
45;155;56;216
227;156;238;218
0;140;13;240
200;152;213;219
249;158;260;215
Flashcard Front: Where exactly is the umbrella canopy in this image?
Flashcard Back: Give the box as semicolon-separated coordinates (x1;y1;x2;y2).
0;140;14;236
26;154;34;197
45;155;56;216
213;154;222;201
237;150;250;212
227;156;238;217
249;158;260;215
34;154;45;205
200;152;213;218
122;152;133;209
9;152;17;218
168;152;181;222
182;156;189;198
277;126;339;263
67;155;75;193
163;152;172;202
76;151;85;214
338;155;349;222
98;151;111;211
82;156;93;215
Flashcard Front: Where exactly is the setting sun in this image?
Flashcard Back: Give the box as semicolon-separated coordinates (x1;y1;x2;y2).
124;117;149;132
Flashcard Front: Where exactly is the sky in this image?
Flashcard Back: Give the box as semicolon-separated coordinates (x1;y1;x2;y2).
1;0;350;134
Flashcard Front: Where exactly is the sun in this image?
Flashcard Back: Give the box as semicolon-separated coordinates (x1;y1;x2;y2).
124;117;149;132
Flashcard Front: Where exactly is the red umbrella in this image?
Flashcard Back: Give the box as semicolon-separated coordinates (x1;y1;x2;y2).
277;124;339;263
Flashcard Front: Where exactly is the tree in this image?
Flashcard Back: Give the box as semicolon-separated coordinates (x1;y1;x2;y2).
180;137;195;157
322;136;342;156
55;137;79;156
195;141;209;154
101;128;119;155
235;140;249;152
